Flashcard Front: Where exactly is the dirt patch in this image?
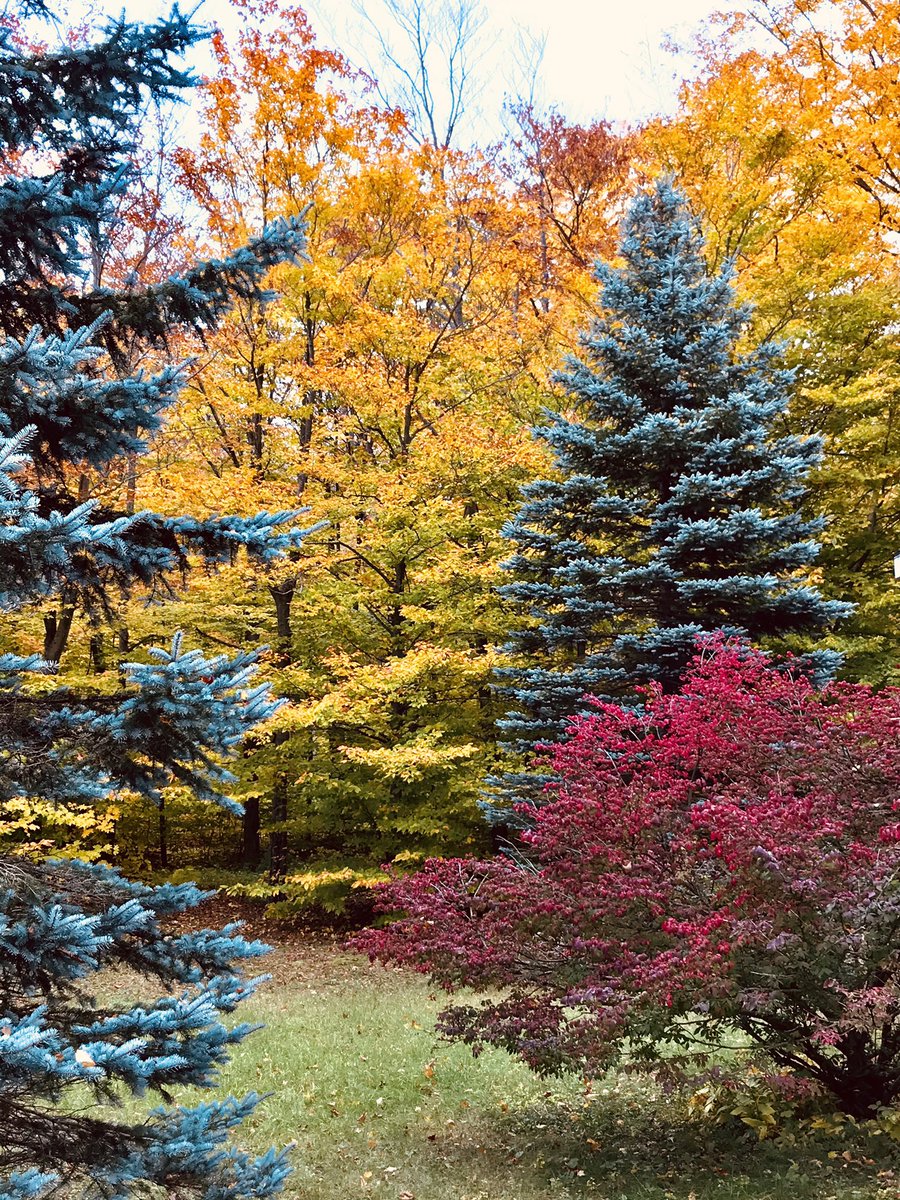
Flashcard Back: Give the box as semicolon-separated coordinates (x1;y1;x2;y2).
165;893;394;991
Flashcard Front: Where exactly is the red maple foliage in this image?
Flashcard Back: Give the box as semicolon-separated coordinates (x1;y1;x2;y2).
355;640;900;1117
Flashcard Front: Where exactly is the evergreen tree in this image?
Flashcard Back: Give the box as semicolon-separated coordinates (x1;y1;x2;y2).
496;180;847;799
0;4;311;1196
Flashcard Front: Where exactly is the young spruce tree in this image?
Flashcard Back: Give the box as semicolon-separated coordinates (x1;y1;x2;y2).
0;4;310;1197
496;180;847;801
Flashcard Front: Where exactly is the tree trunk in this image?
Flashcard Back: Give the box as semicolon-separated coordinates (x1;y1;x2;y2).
89;631;107;674
269;772;289;883
157;799;168;871
296;409;314;497
242;796;261;868
125;451;137;515
43;606;75;666
823;1032;895;1118
248;411;264;469
269;577;296;650
116;626;130;687
268;729;290;882
538;224;551;313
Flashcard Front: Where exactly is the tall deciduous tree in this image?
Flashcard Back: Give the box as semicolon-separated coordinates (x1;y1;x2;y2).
125;2;553;903
646;0;900;683
495;180;845;800
743;0;900;229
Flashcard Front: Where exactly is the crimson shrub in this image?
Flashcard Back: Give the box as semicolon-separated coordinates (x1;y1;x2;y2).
357;640;900;1117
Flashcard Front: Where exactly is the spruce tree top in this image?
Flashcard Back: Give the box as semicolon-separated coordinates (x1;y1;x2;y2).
498;180;848;760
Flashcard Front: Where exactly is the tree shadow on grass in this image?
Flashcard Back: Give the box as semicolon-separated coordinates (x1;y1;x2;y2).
433;1080;900;1200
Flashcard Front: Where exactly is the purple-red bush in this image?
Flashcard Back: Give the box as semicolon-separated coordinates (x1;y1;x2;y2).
355;640;900;1117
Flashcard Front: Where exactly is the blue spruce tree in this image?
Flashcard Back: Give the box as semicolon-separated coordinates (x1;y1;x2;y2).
0;4;314;1197
496;180;847;802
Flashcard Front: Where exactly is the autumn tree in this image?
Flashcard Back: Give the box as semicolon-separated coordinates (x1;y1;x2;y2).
744;0;900;228
504;102;633;303
129;0;552;907
646;0;900;681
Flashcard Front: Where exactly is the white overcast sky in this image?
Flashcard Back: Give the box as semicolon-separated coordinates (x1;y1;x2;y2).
299;0;737;128
86;0;740;138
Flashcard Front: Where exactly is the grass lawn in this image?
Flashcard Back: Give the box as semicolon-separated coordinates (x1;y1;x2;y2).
114;900;900;1200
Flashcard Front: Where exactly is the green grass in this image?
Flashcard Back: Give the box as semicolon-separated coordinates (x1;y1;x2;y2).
159;945;900;1200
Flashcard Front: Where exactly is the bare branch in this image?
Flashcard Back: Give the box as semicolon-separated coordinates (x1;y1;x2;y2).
353;0;486;148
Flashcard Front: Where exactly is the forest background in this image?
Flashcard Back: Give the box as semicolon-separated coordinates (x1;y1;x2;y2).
7;0;900;915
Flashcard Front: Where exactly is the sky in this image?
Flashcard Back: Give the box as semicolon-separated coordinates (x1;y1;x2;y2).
88;0;739;140
299;0;738;130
